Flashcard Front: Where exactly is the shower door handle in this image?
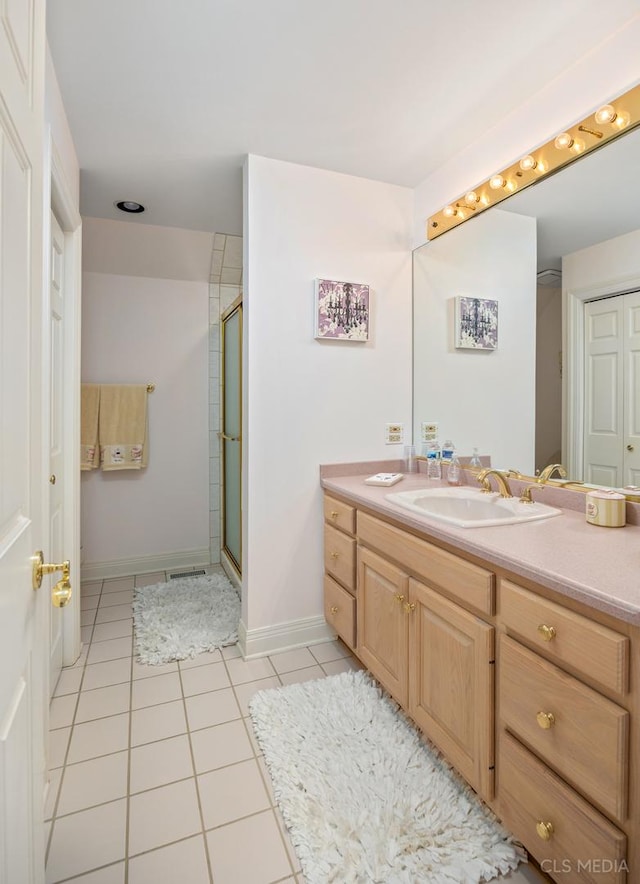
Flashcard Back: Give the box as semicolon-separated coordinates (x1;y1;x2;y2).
218;432;241;442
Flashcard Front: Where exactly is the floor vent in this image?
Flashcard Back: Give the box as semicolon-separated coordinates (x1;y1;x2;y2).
169;569;207;580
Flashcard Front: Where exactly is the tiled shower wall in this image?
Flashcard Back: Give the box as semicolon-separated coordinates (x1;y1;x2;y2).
209;233;243;566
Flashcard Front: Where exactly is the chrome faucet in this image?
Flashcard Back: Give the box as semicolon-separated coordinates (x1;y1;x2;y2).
537;463;567;483
477;468;513;498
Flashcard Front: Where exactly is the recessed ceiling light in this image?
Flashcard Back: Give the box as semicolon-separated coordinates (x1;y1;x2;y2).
115;200;145;214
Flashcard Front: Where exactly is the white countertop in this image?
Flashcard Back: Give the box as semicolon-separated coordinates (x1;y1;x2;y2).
322;472;640;625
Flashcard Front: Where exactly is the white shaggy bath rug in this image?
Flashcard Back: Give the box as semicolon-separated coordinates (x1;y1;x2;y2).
250;670;523;884
133;573;240;664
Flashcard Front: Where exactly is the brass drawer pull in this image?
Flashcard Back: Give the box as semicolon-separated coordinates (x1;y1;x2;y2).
403;602;416;614
537;624;556;642
536;820;554;841
394;594;405;603
536;711;555;730
330;551;340;559
330;510;339;519
330;605;339;615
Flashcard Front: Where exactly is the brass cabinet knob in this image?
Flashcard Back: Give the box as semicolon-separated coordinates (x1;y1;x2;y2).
403;602;416;614
536;820;554;841
330;551;339;559
537;624;556;642
536;711;555;730
394;594;405;604
330;510;339;519
330;606;338;615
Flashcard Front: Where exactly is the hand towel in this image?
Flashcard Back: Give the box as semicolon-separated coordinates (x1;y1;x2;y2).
80;384;100;470
98;384;148;470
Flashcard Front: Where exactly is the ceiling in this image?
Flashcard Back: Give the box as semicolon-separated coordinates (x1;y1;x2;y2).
46;1;640;236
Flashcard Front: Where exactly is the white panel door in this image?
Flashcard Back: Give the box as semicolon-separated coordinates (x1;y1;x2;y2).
623;292;640;486
584;298;623;485
49;212;65;695
0;1;47;882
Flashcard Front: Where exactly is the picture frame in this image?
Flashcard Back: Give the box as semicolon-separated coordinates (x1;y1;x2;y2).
315;278;370;341
454;296;498;350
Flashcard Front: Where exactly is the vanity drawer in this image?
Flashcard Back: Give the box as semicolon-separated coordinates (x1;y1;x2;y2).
357;511;494;616
500;579;629;695
500;636;628;822
324;495;356;536
499;732;627;884
324;523;356;591
324;575;356;649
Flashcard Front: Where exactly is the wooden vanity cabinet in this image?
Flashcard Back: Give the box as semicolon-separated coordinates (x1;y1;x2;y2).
322;490;639;880
355;509;495;800
322;495;357;649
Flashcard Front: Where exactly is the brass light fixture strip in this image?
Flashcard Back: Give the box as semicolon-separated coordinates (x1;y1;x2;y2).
427;82;640;241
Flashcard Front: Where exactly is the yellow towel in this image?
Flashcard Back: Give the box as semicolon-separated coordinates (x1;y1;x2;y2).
80;384;100;470
98;385;149;471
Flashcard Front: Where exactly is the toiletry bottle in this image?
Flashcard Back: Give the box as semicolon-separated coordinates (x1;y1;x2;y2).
447;453;461;486
426;440;442;479
470;447;482;468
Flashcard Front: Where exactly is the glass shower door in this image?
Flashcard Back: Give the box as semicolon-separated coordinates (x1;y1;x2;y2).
221;299;242;574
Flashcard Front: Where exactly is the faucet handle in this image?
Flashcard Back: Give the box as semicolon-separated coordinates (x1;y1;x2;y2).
520;484;540;504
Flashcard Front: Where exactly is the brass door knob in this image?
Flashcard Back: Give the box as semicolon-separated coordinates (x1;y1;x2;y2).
537;624;556;642
330;606;339;615
536;820;554;841
49;474;56;485
627;444;634;452
31;551;73;607
536;711;555;730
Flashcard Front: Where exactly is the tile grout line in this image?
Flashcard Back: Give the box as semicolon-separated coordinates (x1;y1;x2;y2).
176;656;216;884
45;578;104;870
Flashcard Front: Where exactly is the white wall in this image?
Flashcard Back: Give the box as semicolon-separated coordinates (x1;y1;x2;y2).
243;155;413;640
563;228;640;291
413;209;537;472
81;262;210;574
413;17;640;247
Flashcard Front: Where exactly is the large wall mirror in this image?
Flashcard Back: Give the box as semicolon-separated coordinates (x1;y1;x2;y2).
413;123;640;490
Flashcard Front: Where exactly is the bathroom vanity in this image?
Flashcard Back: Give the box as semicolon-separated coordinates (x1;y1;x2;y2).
321;468;640;883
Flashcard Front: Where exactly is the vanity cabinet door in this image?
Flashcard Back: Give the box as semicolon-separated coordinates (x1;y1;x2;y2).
357;546;409;707
408;577;495;800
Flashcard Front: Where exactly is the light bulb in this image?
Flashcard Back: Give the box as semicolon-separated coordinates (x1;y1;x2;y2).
443;205;457;218
519;155;537;172
489;175;506;190
554;132;574;150
595;105;617;125
465;191;479;205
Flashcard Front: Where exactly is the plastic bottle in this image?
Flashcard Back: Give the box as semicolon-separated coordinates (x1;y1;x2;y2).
441;439;455;462
426;440;442;479
447;453;462;486
469;447;482;468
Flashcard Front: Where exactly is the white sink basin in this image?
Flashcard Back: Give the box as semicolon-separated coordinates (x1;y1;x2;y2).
385;486;562;528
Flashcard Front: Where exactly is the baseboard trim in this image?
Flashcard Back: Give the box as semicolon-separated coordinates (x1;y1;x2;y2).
239;615;336;659
81;548;211;582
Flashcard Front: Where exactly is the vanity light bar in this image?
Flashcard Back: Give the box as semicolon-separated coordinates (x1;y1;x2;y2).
427;81;640;241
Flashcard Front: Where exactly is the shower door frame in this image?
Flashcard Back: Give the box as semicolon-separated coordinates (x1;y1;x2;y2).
220;296;243;576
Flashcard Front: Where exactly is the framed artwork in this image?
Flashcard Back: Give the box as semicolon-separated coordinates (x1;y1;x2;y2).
315;278;370;341
455;296;498;350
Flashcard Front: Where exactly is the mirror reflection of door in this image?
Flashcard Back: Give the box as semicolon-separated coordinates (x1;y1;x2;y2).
584;290;640;487
221;298;242;575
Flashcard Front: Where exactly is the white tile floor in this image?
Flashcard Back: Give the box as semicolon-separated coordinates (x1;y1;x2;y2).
45;567;549;884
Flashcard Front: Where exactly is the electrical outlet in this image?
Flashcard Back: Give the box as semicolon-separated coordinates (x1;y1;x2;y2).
385;423;404;444
421;421;438;442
